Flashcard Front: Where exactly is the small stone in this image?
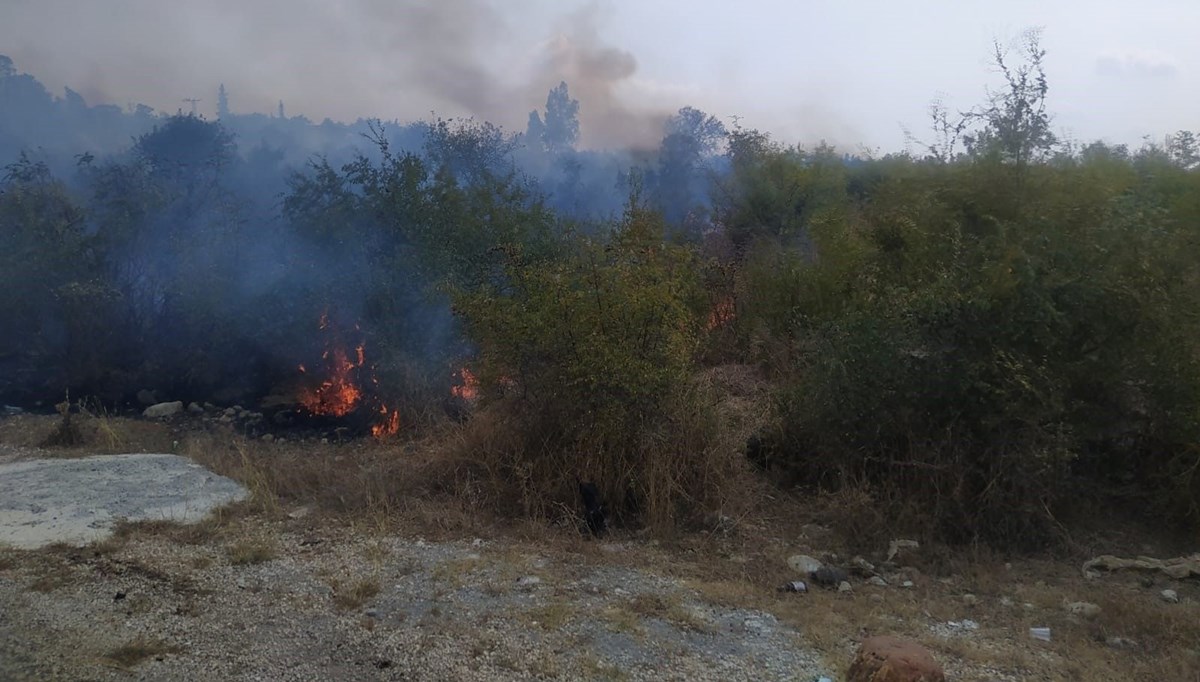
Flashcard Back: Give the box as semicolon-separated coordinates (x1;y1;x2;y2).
962;594;977;607
1065;601;1101;619
868;576;888;587
787;554;824;575
364;608;380;618
1161;589;1180;604
287;506;311;519
1106;636;1138;650
517;576;541;588
261;434;275;443
142;401;183;418
224;407;238;417
999;597;1014;607
901;580;915;589
886;539;920;562
472;538;484;547
851;556;877;576
847;635;944;682
187;402;204;415
838;581;853;593
869;593;884;603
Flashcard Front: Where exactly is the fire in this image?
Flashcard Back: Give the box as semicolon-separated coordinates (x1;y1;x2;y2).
371;405;401;438
296;311;399;439
451;367;479;401
297;345;364;417
706;296;736;331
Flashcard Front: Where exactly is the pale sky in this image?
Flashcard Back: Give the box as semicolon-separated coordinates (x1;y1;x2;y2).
2;0;1196;150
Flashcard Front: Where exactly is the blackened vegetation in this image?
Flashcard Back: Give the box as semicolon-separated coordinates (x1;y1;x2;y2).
578;481;607;537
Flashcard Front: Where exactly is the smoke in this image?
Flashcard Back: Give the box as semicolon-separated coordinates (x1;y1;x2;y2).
0;0;674;149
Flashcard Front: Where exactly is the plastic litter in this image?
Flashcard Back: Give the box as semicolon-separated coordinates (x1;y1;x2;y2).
1029;627;1051;642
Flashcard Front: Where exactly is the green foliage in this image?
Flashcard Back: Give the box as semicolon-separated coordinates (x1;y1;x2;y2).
453;203;714;526
732;142;1200;546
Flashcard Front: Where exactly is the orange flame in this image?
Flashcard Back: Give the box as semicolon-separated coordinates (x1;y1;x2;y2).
297;345;363;417
451;367;479;401
371;405;401;438
297;311;399;439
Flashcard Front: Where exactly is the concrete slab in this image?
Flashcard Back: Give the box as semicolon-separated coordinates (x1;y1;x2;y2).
0;453;248;549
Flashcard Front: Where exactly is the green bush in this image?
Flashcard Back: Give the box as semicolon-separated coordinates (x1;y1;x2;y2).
736;151;1200;547
453;204;732;528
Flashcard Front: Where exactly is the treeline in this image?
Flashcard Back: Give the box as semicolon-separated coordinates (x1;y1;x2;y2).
2;42;1199;547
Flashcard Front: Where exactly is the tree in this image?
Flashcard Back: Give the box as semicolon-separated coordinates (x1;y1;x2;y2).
1167;130;1199;169
0;55;14;79
217;84;230;119
531;82;579;154
962;30;1057;166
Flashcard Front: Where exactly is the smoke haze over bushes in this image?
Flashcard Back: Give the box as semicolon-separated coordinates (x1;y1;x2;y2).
2;34;1200;547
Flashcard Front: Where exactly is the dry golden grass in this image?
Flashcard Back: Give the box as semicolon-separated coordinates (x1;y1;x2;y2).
330;576;381;611
226;538;277;565
0;412;175;455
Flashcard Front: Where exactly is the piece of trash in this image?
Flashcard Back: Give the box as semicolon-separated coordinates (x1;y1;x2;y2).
779;581;808;593
1030;627;1051;642
816;677;834;682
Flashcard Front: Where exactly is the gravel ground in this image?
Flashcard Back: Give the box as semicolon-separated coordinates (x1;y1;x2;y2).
0;516;828;681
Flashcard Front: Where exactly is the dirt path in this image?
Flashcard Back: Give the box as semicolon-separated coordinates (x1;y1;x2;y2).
0;513;826;681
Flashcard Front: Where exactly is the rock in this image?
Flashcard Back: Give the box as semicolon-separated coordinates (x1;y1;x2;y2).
811;566;850;588
868;576;888;587
517;576;541;589
287;506;311;519
901;580;915;589
364;608;380;618
838;581;853;593
887;539;920;562
869;593;885;603
187;402;204;415
1029;627;1051;642
136;389;158;405
2;405;23;416
1161;589;1180;604
962;594;977;607
142;401;183;418
1065;601;1101;619
1106;636;1138;650
1083;553;1200;581
847;635;945;682
223;407;238;417
851;556;878;576
788;554;823;575
261;434;274;443
999;596;1014;607
779;581;808;593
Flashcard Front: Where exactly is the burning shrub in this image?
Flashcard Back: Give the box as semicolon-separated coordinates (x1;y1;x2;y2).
453;204;731;528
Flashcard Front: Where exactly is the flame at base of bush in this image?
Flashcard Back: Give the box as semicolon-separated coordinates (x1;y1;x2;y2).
296;312;400;439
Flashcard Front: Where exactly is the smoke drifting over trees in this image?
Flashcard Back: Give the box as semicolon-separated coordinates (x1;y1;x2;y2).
2;29;1200;549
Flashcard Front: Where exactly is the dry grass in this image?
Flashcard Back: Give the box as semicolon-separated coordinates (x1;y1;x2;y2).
102;637;184;669
523;600;576;630
0;412;175;455
330;576;381;611
226;538;277;565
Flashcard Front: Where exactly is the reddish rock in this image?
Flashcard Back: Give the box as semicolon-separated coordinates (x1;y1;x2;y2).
847;636;945;682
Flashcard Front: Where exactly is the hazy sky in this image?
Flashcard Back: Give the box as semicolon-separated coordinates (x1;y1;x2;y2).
3;0;1196;150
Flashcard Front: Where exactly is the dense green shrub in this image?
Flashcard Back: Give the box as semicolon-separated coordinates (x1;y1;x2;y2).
452;203;728;527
